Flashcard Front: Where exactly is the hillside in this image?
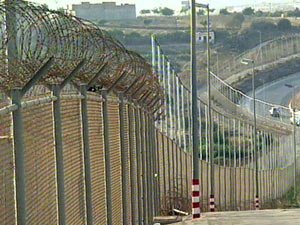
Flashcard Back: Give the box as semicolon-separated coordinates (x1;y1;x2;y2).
97;15;300;88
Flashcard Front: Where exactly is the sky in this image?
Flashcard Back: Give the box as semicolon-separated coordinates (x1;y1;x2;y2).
31;0;295;14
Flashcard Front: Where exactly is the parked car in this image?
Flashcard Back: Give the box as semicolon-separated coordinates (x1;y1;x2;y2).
269;107;280;117
290;115;300;126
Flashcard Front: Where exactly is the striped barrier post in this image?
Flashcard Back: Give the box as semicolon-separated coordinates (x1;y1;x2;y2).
255;196;259;210
192;179;200;219
210;194;215;212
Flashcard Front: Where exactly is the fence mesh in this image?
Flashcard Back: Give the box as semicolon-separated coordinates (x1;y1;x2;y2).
87;96;107;225
0;104;15;225
61;98;86;224
108;101;123;225
23;98;58;224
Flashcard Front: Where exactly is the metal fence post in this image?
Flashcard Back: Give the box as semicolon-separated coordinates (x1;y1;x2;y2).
146;111;154;224
52;84;66;225
80;84;93;225
134;106;143;224
151;114;160;216
119;94;129;225
11;88;26;225
139;108;148;224
176;77;182;148
101;89;113;225
128;103;138;224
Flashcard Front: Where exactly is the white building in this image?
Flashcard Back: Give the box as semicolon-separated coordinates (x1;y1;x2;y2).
72;2;136;21
196;31;215;44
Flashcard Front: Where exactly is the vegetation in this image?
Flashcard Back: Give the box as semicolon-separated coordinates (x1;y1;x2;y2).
226;13;245;29
218;7;300;18
108;29;189;46
277;18;292;30
219;8;230;15
140;9;150;14
242;7;255;16
197;9;205;16
160;7;174;16
151;7;174;16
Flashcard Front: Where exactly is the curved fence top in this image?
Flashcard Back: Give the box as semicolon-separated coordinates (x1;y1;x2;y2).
0;1;163;108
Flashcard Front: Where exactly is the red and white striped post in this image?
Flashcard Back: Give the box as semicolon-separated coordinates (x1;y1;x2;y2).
255;196;259;210
209;194;215;212
192;179;200;218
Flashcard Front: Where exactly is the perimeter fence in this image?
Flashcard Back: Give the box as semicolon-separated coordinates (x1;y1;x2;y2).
151;35;298;214
0;1;298;225
213;34;300;79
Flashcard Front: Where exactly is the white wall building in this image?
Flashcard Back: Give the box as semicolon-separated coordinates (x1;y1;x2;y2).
72;2;136;21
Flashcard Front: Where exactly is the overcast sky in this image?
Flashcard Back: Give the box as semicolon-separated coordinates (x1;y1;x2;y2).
31;0;294;13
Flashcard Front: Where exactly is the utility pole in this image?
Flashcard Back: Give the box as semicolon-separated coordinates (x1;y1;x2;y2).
190;0;201;219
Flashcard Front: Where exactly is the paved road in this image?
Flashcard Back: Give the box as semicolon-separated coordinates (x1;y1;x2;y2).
252;72;300;106
241;71;300;123
172;209;300;225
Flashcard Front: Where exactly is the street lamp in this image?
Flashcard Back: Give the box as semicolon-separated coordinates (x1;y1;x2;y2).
199;3;215;213
190;0;201;219
241;58;260;210
196;1;215;213
190;0;211;218
285;83;297;200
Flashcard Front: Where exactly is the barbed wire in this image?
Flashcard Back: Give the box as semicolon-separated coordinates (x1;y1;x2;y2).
0;0;163;107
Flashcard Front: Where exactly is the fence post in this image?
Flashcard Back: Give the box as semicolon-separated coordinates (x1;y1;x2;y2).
80;84;93;225
11;88;26;225
52;84;66;225
146;111;154;224
101;89;113;225
151;114;160;216
128;103;138;224
119;94;129;225
134;106;143;224
139;108;148;224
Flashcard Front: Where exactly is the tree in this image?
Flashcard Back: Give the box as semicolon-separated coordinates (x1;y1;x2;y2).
180;7;189;15
242;7;255;16
287;7;300;17
160;7;174;16
152;8;160;14
140;9;150;14
226;13;245;28
197;9;205;16
269;11;283;17
255;10;264;17
219;8;230;15
277;18;292;30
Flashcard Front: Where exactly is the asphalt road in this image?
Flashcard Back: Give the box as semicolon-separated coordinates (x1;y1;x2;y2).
241;72;300;123
252;72;300;106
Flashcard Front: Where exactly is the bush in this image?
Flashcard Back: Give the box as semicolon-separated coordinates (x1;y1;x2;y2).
250;21;276;31
277;18;292;30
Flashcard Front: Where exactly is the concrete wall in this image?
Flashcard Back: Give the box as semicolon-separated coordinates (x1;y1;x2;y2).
72;2;136;21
